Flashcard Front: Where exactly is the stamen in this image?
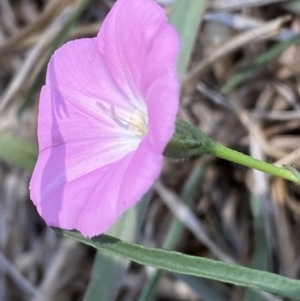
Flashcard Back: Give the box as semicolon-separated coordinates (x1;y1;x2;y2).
128;111;147;137
98;103;147;138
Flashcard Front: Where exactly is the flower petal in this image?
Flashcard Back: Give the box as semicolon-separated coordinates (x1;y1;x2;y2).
76;139;163;237
98;0;179;151
98;0;177;103
143;26;180;153
30;0;180;237
30;86;139;203
46;37;135;118
31;152;133;237
31;136;162;237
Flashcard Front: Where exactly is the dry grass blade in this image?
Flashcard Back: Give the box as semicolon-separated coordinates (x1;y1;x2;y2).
271;179;297;277
0;0;18;34
227;94;287;159
7;22;102;52
274;147;300;167
183;16;291;94
155;180;281;301
210;0;288;10
0;252;43;300
155;180;236;264
0;0;73;55
31;240;83;301
204;12;295;41
0;4;78;115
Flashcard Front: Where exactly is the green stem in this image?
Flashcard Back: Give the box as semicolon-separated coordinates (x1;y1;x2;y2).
206;140;300;185
164;119;300;185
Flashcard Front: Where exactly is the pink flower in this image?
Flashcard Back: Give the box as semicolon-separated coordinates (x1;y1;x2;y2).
30;0;179;237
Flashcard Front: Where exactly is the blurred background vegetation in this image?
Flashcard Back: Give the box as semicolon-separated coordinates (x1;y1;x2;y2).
1;0;300;300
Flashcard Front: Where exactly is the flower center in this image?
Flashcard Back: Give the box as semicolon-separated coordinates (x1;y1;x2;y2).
127;111;147;137
98;103;148;138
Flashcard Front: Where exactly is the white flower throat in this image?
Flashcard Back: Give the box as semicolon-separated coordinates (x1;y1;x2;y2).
127;110;147;137
99;103;148;138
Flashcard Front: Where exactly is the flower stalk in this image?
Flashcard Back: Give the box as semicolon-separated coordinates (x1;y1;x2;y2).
208;141;300;185
165;119;300;185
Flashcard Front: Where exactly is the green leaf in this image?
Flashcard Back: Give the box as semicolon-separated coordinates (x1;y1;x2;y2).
138;165;206;301
222;34;300;93
282;0;300;13
56;230;300;300
83;191;151;301
177;275;228;301
169;0;207;79
0;131;37;171
243;193;270;301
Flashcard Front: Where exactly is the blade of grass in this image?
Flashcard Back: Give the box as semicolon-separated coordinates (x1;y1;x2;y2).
243;193;270;301
0;131;37;171
177;275;228;301
56;230;300;300
169;0;207;79
51;0;92;50
182;16;290;95
222;34;300;93
138;164;207;301
282;0;300;13
83;191;151;301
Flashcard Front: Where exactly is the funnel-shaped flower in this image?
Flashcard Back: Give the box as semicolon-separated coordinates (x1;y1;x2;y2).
30;0;179;237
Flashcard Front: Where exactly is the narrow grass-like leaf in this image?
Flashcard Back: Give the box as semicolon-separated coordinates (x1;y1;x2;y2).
83;191;151;301
243;193;270;301
282;0;300;13
164;164;205;249
57;230;300;300
178;275;228;301
0;131;37;171
138;165;206;301
222;34;300;93
53;0;92;50
169;0;207;79
169;164;228;301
